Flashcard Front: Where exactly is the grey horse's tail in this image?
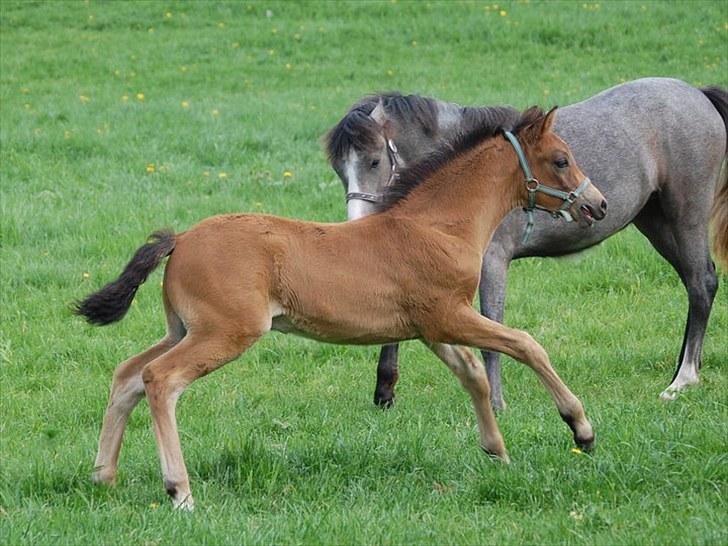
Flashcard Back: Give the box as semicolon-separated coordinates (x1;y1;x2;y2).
701;85;728;270
74;230;176;325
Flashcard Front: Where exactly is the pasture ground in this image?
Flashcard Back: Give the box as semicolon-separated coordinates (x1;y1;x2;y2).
1;1;727;544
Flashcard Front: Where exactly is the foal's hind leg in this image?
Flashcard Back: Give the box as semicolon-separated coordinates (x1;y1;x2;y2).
437;305;594;451
425;343;508;462
92;335;181;485
634;200;719;400
142;330;259;510
92;304;186;486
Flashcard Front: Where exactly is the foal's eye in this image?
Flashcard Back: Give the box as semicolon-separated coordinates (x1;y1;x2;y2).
370;159;380;169
554;158;569;169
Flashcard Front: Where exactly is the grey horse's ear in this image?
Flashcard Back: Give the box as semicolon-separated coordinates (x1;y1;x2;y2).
370;100;387;126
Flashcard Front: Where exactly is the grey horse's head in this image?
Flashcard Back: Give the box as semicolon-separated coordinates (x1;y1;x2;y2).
325;94;441;219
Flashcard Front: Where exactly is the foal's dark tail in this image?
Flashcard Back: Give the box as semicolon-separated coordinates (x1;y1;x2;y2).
702;85;728;270
75;230;176;325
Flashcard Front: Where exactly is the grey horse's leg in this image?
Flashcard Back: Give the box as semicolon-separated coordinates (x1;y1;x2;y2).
374;344;400;407
633;200;719;399
479;244;512;411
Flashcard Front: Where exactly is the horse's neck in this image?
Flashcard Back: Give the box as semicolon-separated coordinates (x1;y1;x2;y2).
398;101;517;164
393;141;520;250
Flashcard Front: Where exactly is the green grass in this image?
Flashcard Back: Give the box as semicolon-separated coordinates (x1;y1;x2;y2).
1;1;727;544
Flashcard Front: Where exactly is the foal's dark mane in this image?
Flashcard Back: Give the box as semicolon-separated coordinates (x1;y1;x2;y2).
378;106;544;211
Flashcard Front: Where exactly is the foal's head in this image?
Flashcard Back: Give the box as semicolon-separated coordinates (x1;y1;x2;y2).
511;107;607;225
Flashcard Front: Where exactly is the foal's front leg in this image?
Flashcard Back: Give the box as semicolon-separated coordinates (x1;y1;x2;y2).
425;342;509;462
444;306;595;451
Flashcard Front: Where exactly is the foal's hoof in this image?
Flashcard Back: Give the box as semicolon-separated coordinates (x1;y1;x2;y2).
574;433;595;453
91;467;116;486
172;495;195;512
481;445;510;464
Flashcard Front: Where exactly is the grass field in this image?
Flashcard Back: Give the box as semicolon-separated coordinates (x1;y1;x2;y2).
1;1;727;544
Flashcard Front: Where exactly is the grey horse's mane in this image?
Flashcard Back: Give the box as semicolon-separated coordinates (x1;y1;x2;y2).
379;105;542;211
324;93;440;163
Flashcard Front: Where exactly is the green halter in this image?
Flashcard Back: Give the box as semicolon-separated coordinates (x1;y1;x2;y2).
503;130;592;244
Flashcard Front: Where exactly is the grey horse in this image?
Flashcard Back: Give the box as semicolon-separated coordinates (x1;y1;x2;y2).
325;77;728;410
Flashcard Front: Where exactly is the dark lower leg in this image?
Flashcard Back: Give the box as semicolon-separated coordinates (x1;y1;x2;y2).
374;344;400;407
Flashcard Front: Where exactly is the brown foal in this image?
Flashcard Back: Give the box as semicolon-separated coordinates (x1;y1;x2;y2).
77;107;606;510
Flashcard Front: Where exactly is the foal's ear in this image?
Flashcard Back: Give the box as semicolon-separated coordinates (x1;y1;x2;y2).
522;106;558;143
540;106;558;136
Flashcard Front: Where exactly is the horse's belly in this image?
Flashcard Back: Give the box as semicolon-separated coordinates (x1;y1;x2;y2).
270;312;416;345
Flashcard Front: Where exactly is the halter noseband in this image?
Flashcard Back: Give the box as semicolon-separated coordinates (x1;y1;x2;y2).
503;130;591;244
345;139;402;205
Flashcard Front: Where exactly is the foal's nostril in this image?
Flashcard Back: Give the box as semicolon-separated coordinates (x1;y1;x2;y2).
600;199;608;212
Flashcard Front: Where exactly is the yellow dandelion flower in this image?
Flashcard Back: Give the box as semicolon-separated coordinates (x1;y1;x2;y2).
146;163;155;173
136;92;145;101
180;65;188;72
499;10;507;16
570;447;583;455
20;87;30;94
211;109;220;117
165;11;172;18
283;171;293;178
148;27;154;33
386;69;394;76
79;95;90;102
218;172;228;179
122;94;129;102
64;130;72;139
293;33;301;40
181;100;190;108
83;272;90;279
24;103;31;109
255;202;263;208
272;28;278;34
217;22;225;28
411;40;417;47
203;171;210;177
285;63;292;70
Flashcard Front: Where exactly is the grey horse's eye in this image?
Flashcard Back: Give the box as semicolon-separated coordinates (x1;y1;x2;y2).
554;158;569;169
370;159;380;169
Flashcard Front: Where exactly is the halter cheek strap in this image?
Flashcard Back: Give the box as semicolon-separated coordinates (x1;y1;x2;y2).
503;131;591;243
345;139;401;204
